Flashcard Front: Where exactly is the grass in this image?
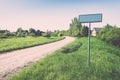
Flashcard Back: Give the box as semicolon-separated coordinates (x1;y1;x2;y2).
0;36;64;53
8;37;120;80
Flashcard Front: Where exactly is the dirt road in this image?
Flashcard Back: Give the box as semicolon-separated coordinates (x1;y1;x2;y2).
0;37;75;80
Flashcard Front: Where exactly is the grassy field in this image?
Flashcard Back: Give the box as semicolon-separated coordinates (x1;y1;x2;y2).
8;37;120;80
0;36;64;53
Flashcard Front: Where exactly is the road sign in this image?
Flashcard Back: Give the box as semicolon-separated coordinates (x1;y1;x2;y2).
79;13;102;23
79;13;102;66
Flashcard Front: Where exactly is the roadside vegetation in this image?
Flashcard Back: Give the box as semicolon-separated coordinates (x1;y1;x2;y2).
8;37;120;80
1;17;120;80
97;24;120;48
0;27;64;38
0;27;65;53
0;36;64;53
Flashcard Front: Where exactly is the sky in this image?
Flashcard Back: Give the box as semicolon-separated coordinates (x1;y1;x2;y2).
0;0;120;31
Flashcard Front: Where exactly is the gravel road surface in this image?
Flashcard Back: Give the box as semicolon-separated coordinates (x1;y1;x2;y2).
0;37;75;80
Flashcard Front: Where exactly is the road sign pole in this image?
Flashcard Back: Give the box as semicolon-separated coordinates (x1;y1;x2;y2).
88;23;91;66
79;13;102;66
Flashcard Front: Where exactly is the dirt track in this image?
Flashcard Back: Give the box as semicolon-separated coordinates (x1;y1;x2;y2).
0;37;75;80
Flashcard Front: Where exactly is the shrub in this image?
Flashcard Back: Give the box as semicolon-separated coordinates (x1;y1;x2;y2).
107;28;120;47
97;28;120;47
97;29;108;41
81;26;88;37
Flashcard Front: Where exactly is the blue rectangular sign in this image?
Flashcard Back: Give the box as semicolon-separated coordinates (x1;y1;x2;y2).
79;13;102;23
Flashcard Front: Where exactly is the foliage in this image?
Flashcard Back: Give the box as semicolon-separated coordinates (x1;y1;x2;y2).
35;30;43;36
81;26;88;37
0;28;46;38
15;27;28;37
68;17;90;37
0;30;12;38
42;31;51;38
59;30;70;36
28;28;44;37
69;17;82;37
0;37;64;53
97;29;108;41
8;37;120;80
104;24;115;30
51;30;60;37
29;28;36;34
97;26;120;47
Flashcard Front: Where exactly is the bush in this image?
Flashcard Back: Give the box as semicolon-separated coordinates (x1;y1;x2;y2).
107;28;120;47
97;28;120;47
97;29;108;41
42;32;51;38
81;26;88;37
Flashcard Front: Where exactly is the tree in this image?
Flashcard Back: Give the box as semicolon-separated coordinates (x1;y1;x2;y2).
81;26;88;37
69;17;82;37
51;30;60;37
28;28;36;36
42;30;51;38
35;30;42;36
4;31;11;37
0;30;11;38
104;24;114;30
29;28;36;34
16;28;27;37
16;27;23;33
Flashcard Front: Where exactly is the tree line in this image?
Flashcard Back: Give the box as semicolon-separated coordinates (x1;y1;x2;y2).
0;28;42;38
0;28;64;38
0;17;90;38
1;16;119;49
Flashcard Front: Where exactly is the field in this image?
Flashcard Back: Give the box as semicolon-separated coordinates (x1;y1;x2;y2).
8;37;120;80
0;36;64;53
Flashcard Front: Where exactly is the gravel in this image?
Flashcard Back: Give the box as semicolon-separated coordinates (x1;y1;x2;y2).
0;37;75;80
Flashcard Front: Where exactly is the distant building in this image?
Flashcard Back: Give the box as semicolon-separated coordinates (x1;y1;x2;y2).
91;28;102;36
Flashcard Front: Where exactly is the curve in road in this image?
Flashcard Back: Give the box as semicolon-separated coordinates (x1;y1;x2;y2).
0;37;75;80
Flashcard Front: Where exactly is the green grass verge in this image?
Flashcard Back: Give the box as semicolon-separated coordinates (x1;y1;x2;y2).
8;37;120;80
0;36;64;53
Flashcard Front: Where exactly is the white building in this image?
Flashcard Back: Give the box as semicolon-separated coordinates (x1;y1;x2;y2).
91;28;102;36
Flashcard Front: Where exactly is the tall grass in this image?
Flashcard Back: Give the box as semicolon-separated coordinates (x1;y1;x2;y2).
0;36;64;53
8;37;120;80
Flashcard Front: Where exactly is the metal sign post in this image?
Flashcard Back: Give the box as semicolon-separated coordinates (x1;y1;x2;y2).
79;13;102;66
88;22;91;66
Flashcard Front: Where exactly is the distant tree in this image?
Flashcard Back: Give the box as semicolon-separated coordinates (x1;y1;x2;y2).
0;30;11;38
58;33;63;36
35;30;43;36
16;27;23;33
28;28;36;36
4;31;11;37
51;30;60;37
29;28;36;34
43;30;51;38
0;30;9;33
16;27;27;37
104;24;114;30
